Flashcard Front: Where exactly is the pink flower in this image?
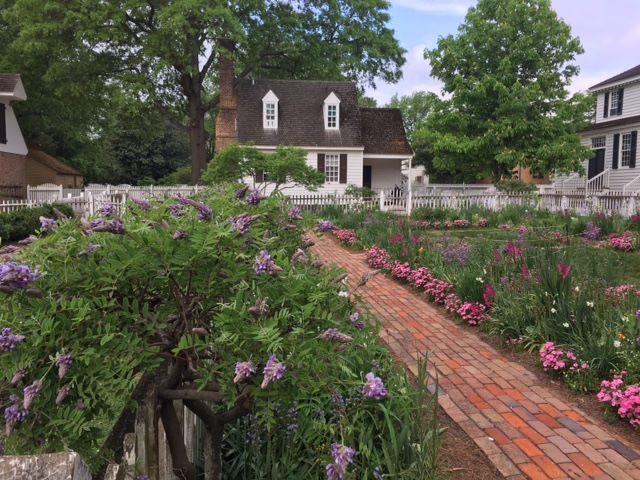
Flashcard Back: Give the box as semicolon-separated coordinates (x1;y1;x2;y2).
539;342;588;374
391;261;412;280
483;284;496;307
366;246;391;270
334;229;357;245
610;232;635;252
557;263;572;280
456;302;487;326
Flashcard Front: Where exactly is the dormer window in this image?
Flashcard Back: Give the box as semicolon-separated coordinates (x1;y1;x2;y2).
324;92;340;130
262;90;279;129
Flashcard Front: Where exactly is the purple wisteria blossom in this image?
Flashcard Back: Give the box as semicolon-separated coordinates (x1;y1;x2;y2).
85;243;101;254
229;213;252;234
0;328;25;352
55;384;72;406
255;251;281;276
319;328;353;344
350;312;365;330
301;236;315;249
56;354;73;379
176;195;212;221
23;380;42;410
288;207;303;221
168;204;186;217
291;248;309;264
39;217;57;232
248;298;269;318
11;369;26;385
318;220;334;232
362;372;388;400
326;443;356;480
583;221;601;241
235;185;249;199
261;354;286;389
173;230;188;240
4;396;27;436
0;262;42;292
246;189;263;205
131;197;151;211
0;245;19;255
17;236;37;246
233;361;257;384
98;204;117;217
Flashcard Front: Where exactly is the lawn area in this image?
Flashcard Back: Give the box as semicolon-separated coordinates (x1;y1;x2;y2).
324;205;640;429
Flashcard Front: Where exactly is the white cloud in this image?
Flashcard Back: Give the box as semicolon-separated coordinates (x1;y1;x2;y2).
393;0;474;16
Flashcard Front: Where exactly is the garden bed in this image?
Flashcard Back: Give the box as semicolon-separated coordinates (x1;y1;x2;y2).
322;205;640;432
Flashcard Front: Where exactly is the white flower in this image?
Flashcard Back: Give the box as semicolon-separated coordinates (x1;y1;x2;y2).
613;340;621;348
622;316;629;323
562;322;569;328
338;291;349;298
482;268;487;275
476;277;484;283
586;301;594;308
551;308;557;314
574;286;580;293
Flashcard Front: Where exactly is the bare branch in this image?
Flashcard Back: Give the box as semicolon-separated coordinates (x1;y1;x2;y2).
159;389;225;403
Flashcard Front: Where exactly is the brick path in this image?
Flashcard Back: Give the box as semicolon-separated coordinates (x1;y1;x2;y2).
313;235;640;480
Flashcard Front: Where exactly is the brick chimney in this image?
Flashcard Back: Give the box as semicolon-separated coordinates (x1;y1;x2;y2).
214;41;238;153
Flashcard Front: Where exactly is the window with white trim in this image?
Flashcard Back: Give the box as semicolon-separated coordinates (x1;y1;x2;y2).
323;92;340;130
610;90;620;116
591;136;606;149
324;154;340;183
264;103;276;128
327;104;337;128
621;132;632;167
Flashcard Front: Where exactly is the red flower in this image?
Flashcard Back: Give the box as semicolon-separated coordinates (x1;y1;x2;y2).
483;284;496;307
557;263;572;280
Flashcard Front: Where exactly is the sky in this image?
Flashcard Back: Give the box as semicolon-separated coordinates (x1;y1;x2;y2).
367;0;640;105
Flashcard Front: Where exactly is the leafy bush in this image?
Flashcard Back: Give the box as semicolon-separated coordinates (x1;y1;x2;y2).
0;187;442;478
156;165;193;185
0;204;74;242
494;179;538;193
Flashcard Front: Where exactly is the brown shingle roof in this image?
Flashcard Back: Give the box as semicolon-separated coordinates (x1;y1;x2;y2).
581;114;640;133
236;78;362;148
360;108;412;155
590;64;640;90
0;74;21;94
27;149;83;176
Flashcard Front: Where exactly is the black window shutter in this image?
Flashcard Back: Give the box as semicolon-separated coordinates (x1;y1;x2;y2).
630;131;638;168
603;92;609;118
612;133;620;169
317;153;325;173
618;88;624;115
0;104;6;144
339;154;347;183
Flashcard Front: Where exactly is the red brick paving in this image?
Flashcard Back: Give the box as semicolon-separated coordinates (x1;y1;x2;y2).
313;235;640;480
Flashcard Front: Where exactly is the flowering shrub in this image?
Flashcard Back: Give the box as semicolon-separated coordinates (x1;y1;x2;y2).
366;246;392;270
333;229;357;246
539;342;589;374
597;372;640;428
456;302;487;326
390;261;412;280
610;231;635;252
0;187;438;479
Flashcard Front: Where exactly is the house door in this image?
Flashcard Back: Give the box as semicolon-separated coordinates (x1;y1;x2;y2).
588;149;605;179
363;165;372;189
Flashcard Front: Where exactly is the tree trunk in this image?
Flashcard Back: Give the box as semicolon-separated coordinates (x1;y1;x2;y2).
188;94;208;184
209;421;224;480
160;400;197;480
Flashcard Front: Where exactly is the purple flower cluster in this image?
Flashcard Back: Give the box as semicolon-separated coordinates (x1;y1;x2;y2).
0;262;42;291
89;218;126;235
583;221;601;241
4;396;27;436
56;384;72;406
235;185;249;199
23;380;42;410
11;369;26;385
255;251;281;276
39;217;57;232
261;354;286;389
441;241;471;266
17;236;37;246
326;443;356;480
318;220;334;232
56;353;73;379
349;312;365;330
234;361;257;384
288;207;303;221
0;328;26;352
176;195;212;221
362;372;388;400
168;204;186;217
230;213;254;234
291;248;309;264
98;204;117;217
85;243;101;254
246;189;263;205
131;197;151;211
173;230;188;240
319;328;353;344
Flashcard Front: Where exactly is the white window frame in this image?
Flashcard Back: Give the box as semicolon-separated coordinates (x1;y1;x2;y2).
323;92;340;130
324;153;340;183
591;136;606;149
262;90;279;129
621;132;633;167
610;90;620;116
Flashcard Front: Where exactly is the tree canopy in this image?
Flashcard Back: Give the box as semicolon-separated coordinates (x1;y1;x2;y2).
422;0;593;181
0;0;405;183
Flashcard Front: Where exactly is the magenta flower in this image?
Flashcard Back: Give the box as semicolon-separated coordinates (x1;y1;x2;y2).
261;354;286;389
483;284;496;307
557;263;572;280
234;361;257;384
362;372;388;400
457;302;487;326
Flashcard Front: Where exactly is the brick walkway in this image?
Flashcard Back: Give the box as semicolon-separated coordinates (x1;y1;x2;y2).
313;235;640;480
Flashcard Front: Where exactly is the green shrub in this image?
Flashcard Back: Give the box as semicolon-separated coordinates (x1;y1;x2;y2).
0;203;74;242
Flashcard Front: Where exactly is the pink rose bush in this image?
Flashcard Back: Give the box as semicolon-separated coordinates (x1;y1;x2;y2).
610;231;635;252
597;372;640;428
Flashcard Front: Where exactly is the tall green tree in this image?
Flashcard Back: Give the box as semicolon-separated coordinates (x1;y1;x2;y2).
423;0;593;181
388;91;439;142
3;0;404;183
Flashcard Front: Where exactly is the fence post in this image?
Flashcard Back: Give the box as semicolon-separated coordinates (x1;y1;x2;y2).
379;190;386;212
560;195;568;213
627;196;636;218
